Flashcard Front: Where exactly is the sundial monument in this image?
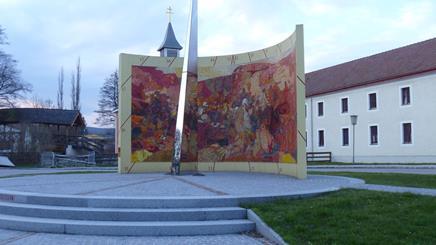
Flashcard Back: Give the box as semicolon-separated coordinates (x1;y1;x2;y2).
118;0;307;178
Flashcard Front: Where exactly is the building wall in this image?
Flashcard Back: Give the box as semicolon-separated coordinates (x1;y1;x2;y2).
306;70;436;163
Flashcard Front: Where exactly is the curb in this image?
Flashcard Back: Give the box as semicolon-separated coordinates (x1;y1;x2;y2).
247;209;287;245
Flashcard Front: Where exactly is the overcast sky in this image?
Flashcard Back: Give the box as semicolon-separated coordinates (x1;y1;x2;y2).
1;0;435;127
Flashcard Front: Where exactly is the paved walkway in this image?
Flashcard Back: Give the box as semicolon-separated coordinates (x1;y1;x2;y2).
309;165;436;196
0;228;270;245
309;164;436;175
354;184;436;196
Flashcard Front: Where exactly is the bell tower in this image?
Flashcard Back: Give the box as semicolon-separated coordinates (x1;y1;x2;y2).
157;6;183;57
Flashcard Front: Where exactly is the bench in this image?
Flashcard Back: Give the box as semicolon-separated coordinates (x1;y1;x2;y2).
306;152;332;163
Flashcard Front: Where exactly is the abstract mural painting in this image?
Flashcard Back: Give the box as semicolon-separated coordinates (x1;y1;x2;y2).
130;42;297;164
196;51;297;163
131;66;180;163
131;65;198;163
119;25;305;177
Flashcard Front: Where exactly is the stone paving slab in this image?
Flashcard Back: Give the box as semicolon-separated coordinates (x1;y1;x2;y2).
0;172;363;197
0;167;116;178
82;177;217;197
0;229;269;245
0;174;165;195
0;228;28;243
354;184;436;196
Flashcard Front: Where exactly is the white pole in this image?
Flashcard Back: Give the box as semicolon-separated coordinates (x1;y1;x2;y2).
171;0;197;175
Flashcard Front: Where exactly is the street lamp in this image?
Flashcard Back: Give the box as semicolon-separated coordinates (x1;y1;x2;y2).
350;115;358;164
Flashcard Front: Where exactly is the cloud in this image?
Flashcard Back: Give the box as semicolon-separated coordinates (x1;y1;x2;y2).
392;1;434;29
83;111;102;128
13;98;34;108
197;0;292;57
199;34;235;56
2;0;436;122
291;0;338;16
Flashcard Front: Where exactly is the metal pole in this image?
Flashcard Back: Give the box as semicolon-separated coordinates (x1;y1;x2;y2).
352;124;355;164
171;0;197;175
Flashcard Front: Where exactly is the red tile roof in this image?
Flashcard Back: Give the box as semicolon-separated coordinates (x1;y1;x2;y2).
306;37;436;97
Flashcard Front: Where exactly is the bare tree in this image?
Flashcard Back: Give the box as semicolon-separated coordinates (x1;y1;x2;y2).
75;57;81;110
57;66;64;109
0;25;31;108
70;57;81;110
0;27;7;45
96;70;118;126
31;95;56;109
70;72;76;110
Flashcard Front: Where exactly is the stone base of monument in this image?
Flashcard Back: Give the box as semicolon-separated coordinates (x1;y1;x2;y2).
0;172;364;236
0;191;254;236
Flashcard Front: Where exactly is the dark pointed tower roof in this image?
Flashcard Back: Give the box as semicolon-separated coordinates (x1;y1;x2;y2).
157;22;183;52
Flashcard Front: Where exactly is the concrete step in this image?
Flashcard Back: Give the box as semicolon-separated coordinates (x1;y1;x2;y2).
0;201;246;221
0;190;243;208
0;214;255;236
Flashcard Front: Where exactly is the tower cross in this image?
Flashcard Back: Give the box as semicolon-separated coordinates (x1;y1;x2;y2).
166;6;173;22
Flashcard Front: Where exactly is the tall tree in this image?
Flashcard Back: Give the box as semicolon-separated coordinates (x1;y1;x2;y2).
57;66;64;109
75;57;81;110
0;25;31;108
96;70;119;126
70;57;81;110
70;72;76;110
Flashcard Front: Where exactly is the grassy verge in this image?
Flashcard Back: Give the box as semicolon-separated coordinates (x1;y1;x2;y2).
310;171;436;189
247;189;436;244
0;171;116;179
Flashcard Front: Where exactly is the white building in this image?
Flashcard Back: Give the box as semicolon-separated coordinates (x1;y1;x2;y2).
305;38;436;163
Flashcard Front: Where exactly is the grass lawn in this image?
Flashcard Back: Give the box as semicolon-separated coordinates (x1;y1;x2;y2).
311;171;436;189
247;189;436;244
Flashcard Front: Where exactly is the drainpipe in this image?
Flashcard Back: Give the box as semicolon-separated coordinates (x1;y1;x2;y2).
310;97;314;153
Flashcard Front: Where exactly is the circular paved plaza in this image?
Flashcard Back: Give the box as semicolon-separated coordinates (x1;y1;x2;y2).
0;169;364;244
0;170;363;198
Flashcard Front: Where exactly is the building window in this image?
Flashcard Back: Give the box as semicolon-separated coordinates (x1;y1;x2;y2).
402;123;412;144
318;102;324;116
318;130;325;147
166;49;178;57
401;87;411;105
368;93;377;110
341;98;348;113
342;128;349;146
370;125;378;145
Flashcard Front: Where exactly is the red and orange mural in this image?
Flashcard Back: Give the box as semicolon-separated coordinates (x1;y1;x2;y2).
131;49;297;164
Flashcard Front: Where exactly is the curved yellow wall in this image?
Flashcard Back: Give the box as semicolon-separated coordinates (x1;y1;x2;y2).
118;25;306;178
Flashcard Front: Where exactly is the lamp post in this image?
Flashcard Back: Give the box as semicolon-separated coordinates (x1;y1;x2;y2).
350;115;358;164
